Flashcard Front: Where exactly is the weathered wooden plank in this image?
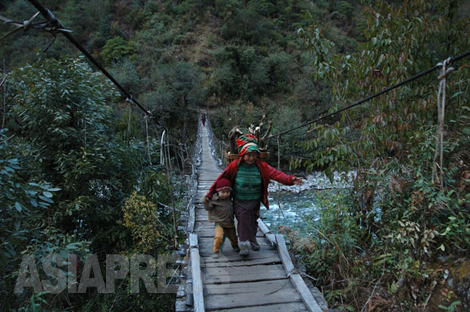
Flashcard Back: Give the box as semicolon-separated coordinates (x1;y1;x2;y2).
198;185;214;189
198;237;272;247
196;213;210;221
258;218;277;247
200;248;281;265
190;233;205;312
187;202;196;233
290;274;324;312
204;283;303;310
198;247;271;258
275;234;324;312
202;264;287;284
195;223;267;238
189;232;199;248
198;246;279;259
202;256;282;267
210;302;309;312
196;231;267;239
204;279;294;295
257;218;271;235
198;180;215;183
275;234;295;275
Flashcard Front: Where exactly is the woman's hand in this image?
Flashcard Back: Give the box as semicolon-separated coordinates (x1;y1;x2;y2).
292;177;304;185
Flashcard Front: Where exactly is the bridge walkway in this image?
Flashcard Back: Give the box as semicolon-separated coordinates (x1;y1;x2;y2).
185;124;324;312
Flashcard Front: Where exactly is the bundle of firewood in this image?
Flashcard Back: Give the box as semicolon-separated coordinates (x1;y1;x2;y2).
225;115;272;165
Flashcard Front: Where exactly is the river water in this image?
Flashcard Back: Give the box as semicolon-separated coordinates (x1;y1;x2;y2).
260;172;354;234
261;190;323;233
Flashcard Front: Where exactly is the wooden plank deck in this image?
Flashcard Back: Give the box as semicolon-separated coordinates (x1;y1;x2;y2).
187;124;324;312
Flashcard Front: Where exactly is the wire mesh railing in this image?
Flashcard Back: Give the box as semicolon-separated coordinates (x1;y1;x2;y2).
204;114;227;168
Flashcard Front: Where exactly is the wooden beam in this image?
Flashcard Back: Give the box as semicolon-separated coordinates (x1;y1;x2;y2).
187;200;195;233
189;233;205;312
275;234;324;312
275;234;295;275
257;219;277;247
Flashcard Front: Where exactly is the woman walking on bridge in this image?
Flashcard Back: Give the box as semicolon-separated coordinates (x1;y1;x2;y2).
206;134;304;257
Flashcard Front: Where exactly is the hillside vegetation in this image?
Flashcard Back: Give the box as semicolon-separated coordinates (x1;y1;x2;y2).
1;0;470;311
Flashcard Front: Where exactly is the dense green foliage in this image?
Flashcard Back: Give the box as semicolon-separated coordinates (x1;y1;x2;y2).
1;0;362;146
1;0;469;311
1;58;178;310
285;0;470;310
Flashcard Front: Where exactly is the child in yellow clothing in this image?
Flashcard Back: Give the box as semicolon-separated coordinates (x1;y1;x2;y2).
203;178;240;258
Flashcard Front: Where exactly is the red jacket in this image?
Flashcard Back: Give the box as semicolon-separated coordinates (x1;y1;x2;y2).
207;158;295;210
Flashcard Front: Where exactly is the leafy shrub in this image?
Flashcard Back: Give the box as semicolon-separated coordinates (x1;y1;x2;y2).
1;57;171;310
101;37;135;65
120;192;162;252
295;0;470;309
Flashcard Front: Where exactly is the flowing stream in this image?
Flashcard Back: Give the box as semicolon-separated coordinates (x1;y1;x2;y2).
262;189;323;233
261;171;354;234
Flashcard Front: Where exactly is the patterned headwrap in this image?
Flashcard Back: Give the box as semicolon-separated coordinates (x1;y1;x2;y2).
236;134;261;156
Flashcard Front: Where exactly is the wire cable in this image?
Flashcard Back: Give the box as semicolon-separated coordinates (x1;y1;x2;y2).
27;0;160;126
273;50;470;138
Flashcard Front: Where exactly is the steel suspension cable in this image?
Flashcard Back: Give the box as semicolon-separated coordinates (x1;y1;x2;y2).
24;0;470;159
27;0;159;125
273;50;470;138
25;0;193;195
27;0;193;154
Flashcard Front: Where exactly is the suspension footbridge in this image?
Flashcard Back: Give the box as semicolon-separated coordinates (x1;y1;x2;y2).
176;123;325;312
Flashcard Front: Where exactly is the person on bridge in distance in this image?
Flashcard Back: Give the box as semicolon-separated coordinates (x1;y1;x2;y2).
203;178;240;258
206;134;304;257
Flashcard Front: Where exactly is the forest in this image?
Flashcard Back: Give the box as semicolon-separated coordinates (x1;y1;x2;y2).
1;0;469;311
